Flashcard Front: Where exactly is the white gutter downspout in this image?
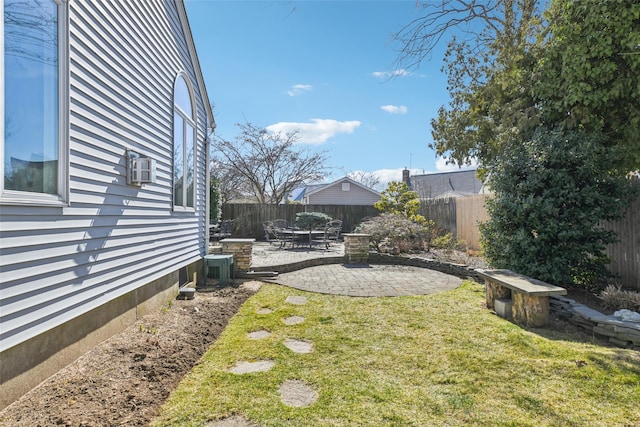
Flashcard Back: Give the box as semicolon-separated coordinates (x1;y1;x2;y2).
204;122;216;256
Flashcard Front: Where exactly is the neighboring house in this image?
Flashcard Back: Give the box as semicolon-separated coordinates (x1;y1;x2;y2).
405;169;487;200
1;0;214;408
285;183;324;203
290;176;381;205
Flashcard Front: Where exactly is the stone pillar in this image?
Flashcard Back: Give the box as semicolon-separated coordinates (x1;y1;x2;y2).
512;293;549;327
208;243;223;254
343;233;370;263
221;238;255;273
484;279;511;310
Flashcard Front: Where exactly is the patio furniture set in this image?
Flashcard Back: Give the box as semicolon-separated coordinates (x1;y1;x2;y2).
263;217;343;250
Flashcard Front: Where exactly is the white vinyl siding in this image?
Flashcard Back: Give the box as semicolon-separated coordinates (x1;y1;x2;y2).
0;0;210;352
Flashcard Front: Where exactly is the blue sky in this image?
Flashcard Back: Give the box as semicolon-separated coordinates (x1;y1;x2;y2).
184;0;476;189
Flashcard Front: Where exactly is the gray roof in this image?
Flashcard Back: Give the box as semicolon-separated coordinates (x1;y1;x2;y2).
409;170;484;199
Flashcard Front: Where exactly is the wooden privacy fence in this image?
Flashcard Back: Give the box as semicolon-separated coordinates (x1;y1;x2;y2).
419;198;457;236
455;195;492;250
601;195;640;290
448;194;639;290
418;196;489;250
222;204;379;240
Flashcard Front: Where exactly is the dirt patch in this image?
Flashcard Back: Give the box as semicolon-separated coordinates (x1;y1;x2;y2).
0;283;260;427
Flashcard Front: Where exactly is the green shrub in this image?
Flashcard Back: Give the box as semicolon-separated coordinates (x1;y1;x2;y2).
481;129;635;288
374;181;426;224
355;213;444;253
295;211;332;230
432;232;468;251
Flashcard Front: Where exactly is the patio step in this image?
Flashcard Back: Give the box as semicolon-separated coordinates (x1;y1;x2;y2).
239;271;279;278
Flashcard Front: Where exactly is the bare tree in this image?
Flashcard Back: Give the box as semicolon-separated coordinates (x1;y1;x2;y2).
212;122;328;204
392;0;541;72
210;158;247;204
4;0;58;64
347;170;381;191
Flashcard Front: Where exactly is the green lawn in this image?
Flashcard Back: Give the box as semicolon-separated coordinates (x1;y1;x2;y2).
152;281;640;426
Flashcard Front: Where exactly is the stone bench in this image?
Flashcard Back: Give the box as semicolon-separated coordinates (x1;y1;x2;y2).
477;269;567;327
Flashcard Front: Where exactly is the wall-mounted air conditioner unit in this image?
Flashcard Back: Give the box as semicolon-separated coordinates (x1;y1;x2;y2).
127;149;156;186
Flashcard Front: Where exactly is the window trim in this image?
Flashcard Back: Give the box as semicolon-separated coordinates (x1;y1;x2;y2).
172;72;197;212
0;0;69;206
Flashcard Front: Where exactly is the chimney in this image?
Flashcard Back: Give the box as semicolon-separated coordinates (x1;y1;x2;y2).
402;168;410;185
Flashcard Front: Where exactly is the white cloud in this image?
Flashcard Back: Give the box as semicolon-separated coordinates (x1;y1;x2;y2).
266;119;361;144
380;105;408;114
435;156;479;172
371;69;411;79
287;84;312;96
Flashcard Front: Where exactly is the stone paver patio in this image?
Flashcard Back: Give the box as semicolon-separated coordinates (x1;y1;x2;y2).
249;242;462;297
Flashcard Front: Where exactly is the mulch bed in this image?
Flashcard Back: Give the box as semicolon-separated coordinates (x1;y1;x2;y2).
0;283;260;427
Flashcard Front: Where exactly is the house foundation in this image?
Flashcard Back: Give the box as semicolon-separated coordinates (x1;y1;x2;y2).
0;260;200;410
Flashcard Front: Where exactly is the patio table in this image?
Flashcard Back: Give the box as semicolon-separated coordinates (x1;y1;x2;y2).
279;229;325;248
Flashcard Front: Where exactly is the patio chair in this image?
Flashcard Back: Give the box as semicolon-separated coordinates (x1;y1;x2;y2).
312;223;342;249
211;219;234;241
263;220;274;240
326;219;342;232
272;219;288;230
323;220;342;242
263;221;289;248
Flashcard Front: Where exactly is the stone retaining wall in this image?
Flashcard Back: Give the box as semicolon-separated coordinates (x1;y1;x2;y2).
249;256;346;275
550;296;640;350
369;253;484;282
249;251;482;282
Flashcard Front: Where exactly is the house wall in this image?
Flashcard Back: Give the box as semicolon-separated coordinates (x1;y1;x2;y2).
0;0;210;407
307;181;380;205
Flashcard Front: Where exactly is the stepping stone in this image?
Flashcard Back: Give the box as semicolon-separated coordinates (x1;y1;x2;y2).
240;281;262;292
256;307;273;314
278;379;318;407
282;315;305;325
228;360;275;374
284;339;313;354
285;296;307;305
247;330;271;340
206;415;259;427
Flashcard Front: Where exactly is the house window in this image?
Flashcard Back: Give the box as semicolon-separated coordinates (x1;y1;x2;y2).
342;182;350;191
2;0;68;203
173;74;196;209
